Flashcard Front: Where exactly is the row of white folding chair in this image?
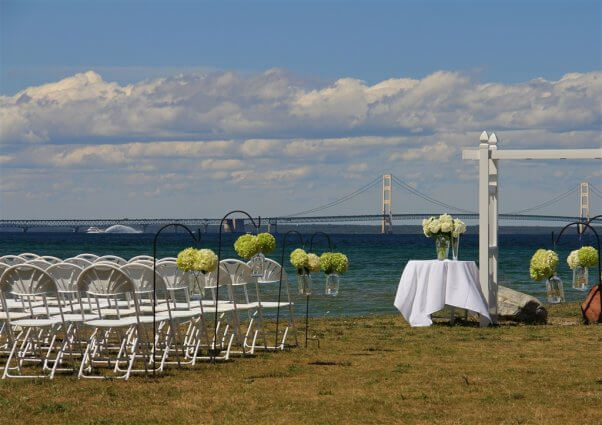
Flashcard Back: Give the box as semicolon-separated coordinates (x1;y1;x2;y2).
0;260;234;373
1;255;295;359
0;262;184;379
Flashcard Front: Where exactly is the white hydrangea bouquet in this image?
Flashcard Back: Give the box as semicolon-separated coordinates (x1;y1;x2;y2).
422;213;466;260
567;246;598;291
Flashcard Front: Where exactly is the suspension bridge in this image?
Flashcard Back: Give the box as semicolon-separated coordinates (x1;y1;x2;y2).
1;175;600;233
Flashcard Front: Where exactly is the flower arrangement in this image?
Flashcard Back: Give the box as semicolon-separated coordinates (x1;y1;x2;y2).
306;253;321;273
577;246;598;267
529;249;559;281
452;219;467;239
234;234;259;259
176;247;218;273
567;250;579;270
320;252;349;275
422;214;466;239
256;232;276;254
234;233;276;260
290;248;309;274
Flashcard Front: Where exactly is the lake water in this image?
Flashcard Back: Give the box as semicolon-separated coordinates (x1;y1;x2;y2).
0;231;596;318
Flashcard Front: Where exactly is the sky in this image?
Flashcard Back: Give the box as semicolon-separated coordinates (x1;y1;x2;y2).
0;0;601;219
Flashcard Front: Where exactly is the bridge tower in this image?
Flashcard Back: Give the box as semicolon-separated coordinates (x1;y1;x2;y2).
381;174;393;234
579;181;589;233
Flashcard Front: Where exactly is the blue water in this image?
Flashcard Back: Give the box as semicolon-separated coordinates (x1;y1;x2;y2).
0;232;596;317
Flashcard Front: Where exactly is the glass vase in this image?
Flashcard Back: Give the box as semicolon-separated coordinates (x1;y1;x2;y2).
451;235;460;261
546;275;565;304
325;273;340;296
298;273;312;296
435;235;450;260
572;266;588;291
250;253;265;278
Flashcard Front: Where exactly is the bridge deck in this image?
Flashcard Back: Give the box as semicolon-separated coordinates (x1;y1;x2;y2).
0;213;594;229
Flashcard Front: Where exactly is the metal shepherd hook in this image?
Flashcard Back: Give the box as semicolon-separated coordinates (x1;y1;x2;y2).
554;220;601;323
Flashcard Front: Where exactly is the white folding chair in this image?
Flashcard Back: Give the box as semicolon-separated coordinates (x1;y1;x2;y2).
76;263;150;380
0;264;66;379
219;259;259;353
248;258;297;351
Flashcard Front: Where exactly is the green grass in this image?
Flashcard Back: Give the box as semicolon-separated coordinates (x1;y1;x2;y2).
0;303;600;425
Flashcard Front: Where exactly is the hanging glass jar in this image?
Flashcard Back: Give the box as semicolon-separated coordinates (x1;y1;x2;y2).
451;235;460;261
435;234;450;260
572;266;588;291
325;273;340;296
298;272;312;296
250;253;265;278
546;274;565;304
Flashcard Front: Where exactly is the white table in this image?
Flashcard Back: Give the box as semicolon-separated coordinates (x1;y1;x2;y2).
394;260;491;327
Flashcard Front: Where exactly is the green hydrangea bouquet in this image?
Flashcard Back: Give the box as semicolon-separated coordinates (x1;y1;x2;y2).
176;247;218;274
319;252;349;275
529;249;559;281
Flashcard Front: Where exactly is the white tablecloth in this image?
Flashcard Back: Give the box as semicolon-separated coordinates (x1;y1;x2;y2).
394;260;491;327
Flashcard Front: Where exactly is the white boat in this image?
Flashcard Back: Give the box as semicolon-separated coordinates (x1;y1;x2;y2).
86;226;104;234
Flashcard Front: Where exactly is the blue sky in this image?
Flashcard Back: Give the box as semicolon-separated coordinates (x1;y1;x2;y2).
0;0;600;219
2;0;600;93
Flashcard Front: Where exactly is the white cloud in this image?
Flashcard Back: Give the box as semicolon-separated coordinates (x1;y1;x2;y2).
390;142;455;162
1;68;600;218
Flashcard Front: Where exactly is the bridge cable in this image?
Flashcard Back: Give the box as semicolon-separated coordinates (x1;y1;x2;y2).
504;183;580;215
391;175;476;214
589;184;602;199
283;176;382;217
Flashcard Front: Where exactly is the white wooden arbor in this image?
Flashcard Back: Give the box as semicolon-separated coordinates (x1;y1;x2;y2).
463;131;602;325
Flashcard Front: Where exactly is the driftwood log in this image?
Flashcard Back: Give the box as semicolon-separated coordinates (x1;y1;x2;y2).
497;285;547;324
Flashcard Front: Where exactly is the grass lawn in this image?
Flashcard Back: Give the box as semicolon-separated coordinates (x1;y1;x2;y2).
0;303;600;425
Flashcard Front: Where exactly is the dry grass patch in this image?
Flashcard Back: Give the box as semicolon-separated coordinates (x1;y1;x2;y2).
0;303;600;425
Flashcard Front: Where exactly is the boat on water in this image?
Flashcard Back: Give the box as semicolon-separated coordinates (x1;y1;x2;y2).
86;225;142;234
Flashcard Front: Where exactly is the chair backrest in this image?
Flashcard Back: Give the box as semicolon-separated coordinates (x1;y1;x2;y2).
160;257;177;262
77;263;136;296
154;261;190;290
129;255;154;263
94;255;127;266
220;259;252;286
0;255;26;266
0;264;59;320
201;265;232;290
120;263;167;294
75;253;99;261
0;264;57;298
18;253;39;261
39;255;62;264
24;259;52;270
260;258;288;283
253;258;291;306
64;257;93;268
76;264;138;319
47;262;83;293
